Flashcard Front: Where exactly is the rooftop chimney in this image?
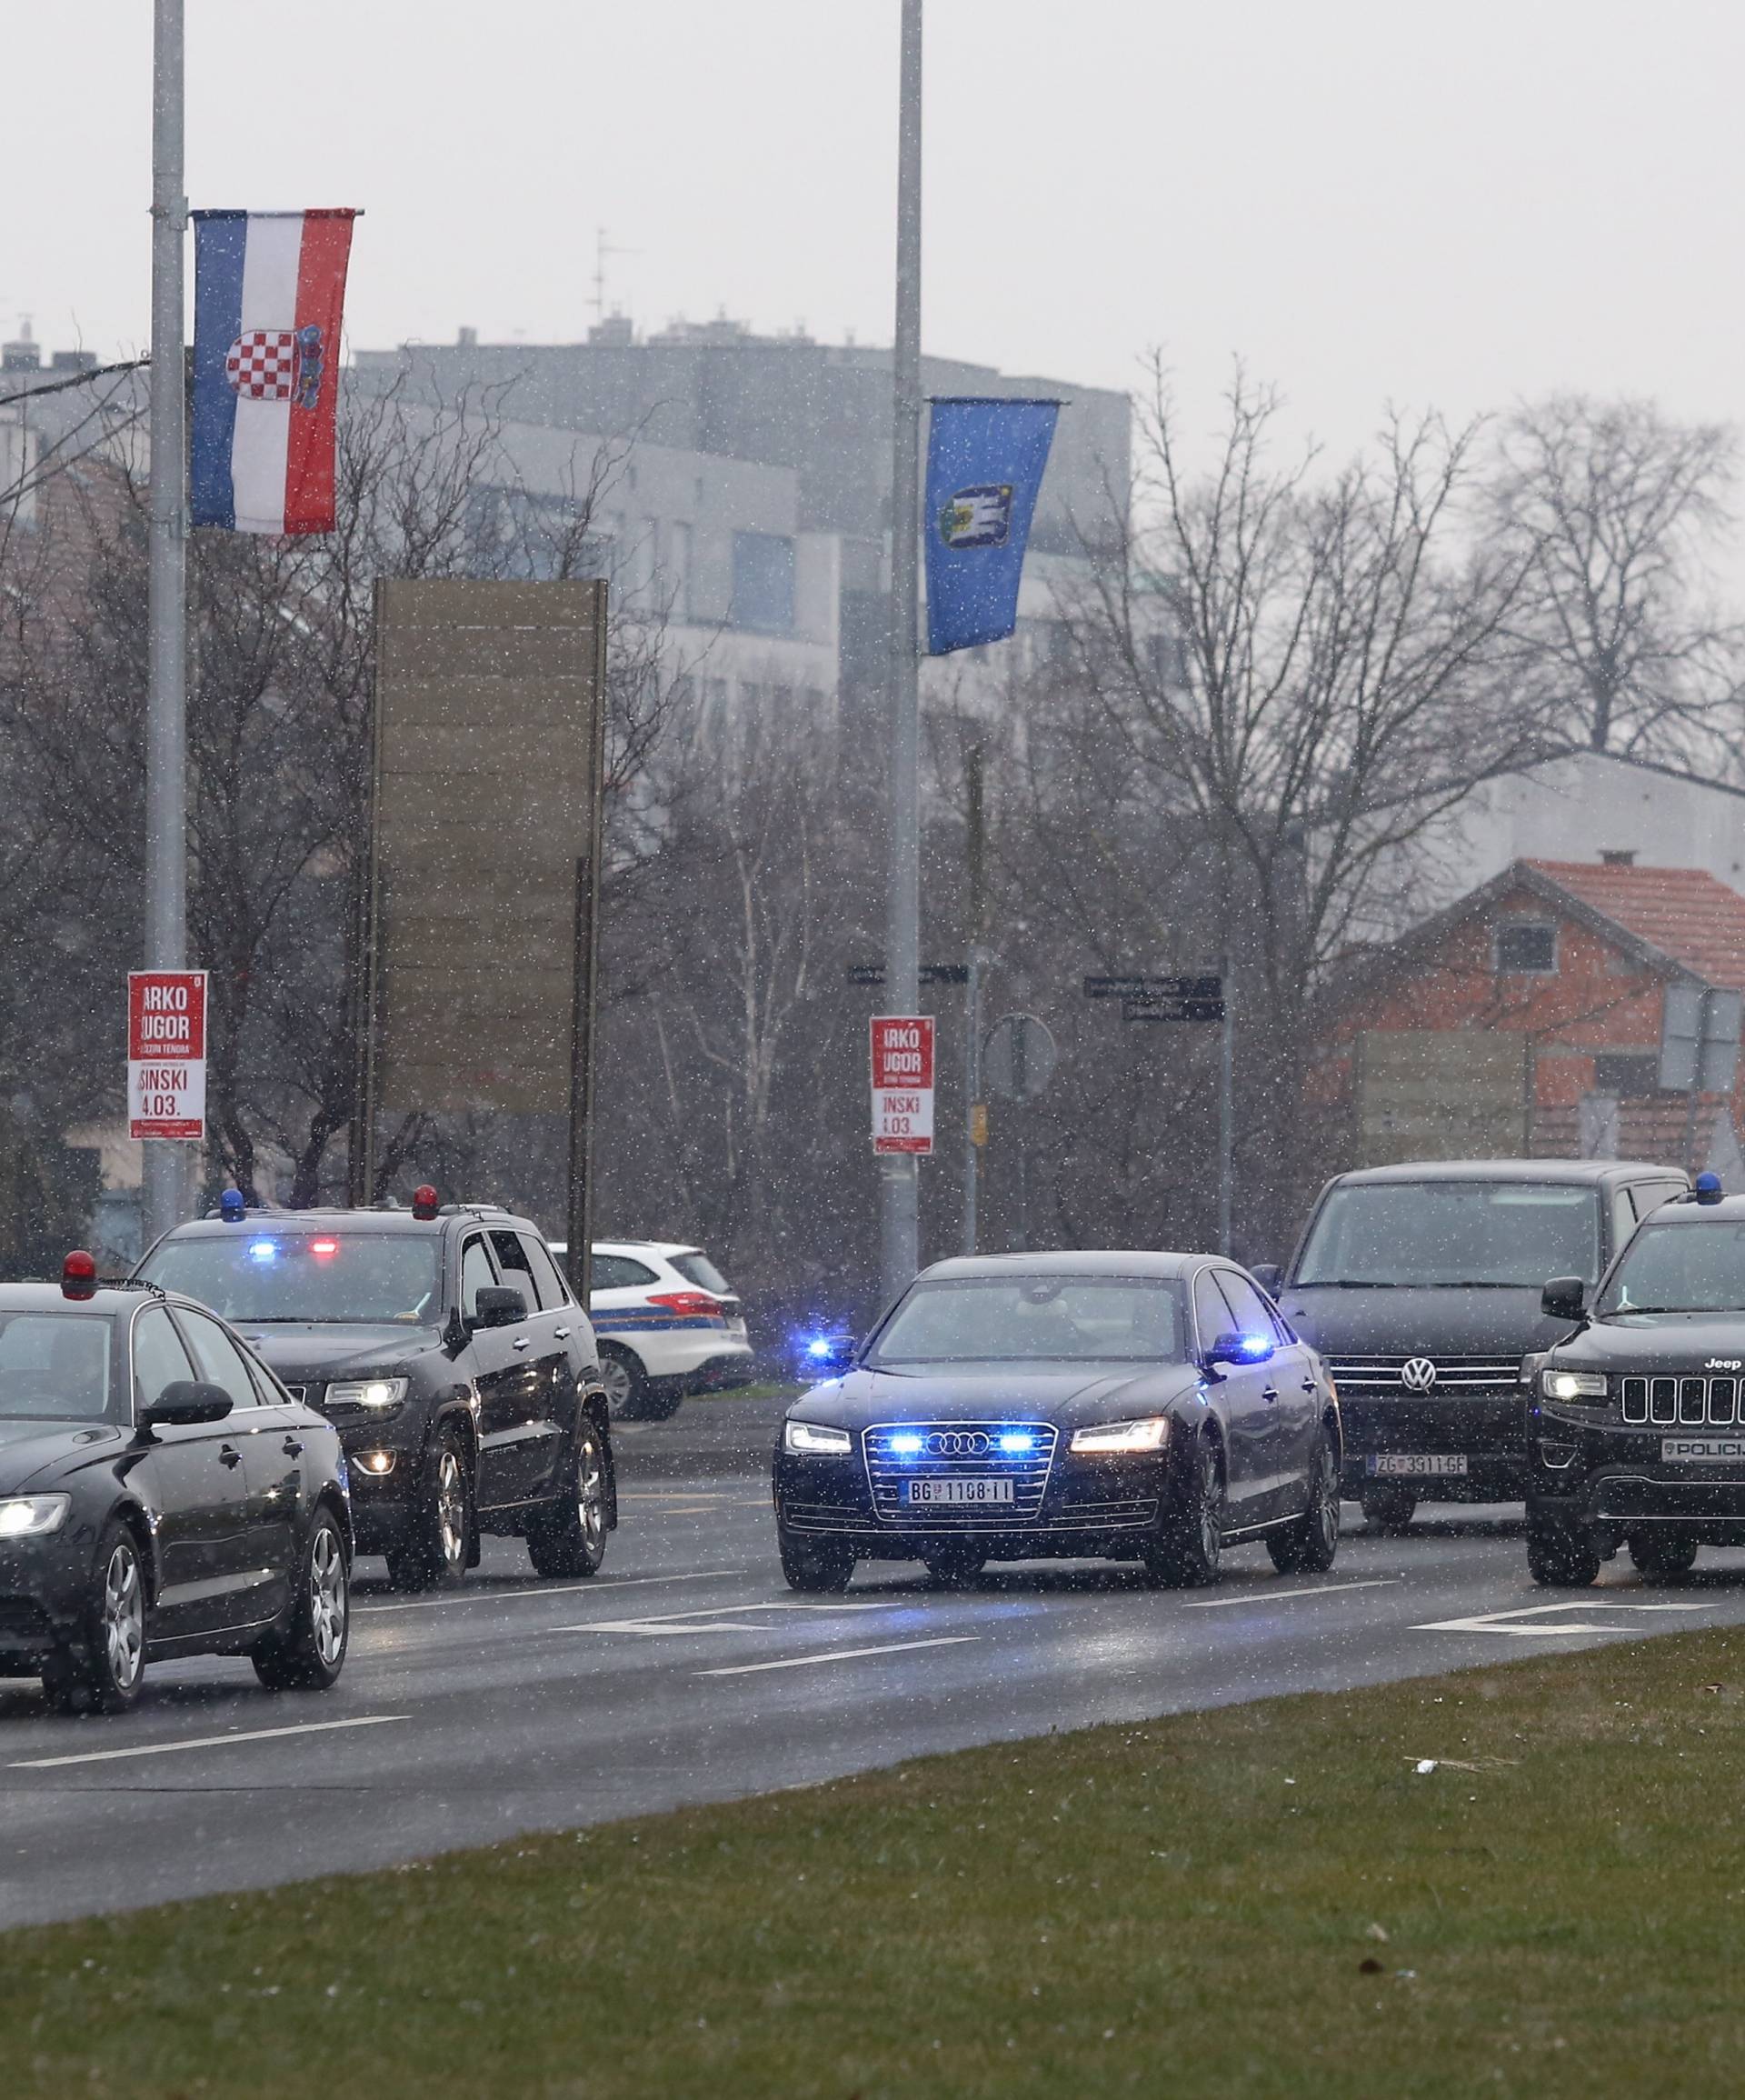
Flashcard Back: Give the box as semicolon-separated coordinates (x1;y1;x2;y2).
457;325;477;348
1600;849;1637;867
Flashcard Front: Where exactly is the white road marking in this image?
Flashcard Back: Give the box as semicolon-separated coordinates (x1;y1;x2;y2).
560;1601;893;1636
1413;1602;1712;1638
354;1569;744;1617
10;1715;408;1772
698;1636;982;1678
1183;1579;1401;1610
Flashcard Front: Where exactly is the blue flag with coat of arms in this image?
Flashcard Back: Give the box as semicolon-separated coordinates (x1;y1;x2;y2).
924;396;1061;655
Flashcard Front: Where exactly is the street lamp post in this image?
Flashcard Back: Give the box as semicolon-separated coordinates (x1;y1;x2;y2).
881;0;923;1306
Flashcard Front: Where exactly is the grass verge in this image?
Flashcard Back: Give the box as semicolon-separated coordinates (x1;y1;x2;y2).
6;1628;1745;2097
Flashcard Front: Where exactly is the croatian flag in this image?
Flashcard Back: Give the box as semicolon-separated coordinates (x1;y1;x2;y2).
191;210;357;535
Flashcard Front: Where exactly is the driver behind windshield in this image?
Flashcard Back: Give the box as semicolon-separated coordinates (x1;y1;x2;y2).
0;1313;116;1421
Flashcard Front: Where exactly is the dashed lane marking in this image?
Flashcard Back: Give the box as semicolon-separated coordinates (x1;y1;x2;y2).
354;1570;744;1617
1183;1579;1401;1610
10;1715;409;1772
697;1636;982;1678
1413;1602;1712;1638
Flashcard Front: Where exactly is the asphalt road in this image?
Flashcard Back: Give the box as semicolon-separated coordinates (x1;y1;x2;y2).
5;1392;1745;1928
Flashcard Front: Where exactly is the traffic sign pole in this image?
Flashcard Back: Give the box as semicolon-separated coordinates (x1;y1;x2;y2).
962;945;988;1255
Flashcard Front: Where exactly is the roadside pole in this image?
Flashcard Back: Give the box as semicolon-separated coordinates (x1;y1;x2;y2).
1218;959;1234;1255
962;946;988;1254
881;0;924;1305
143;0;189;1245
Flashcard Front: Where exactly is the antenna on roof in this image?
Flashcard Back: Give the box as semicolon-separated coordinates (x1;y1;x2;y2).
591;227;639;328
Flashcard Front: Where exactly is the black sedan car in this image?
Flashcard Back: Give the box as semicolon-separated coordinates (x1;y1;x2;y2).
135;1195;614;1591
0;1256;352;1714
773;1251;1341;1590
1525;1180;1745;1585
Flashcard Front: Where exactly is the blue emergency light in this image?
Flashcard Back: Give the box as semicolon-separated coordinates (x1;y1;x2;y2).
1695;1171;1724;1205
219;1187;246;1222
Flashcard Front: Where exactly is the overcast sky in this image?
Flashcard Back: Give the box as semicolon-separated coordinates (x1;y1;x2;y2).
9;1;1745;473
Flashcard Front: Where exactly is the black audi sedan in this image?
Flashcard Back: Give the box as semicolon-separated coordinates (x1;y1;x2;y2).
0;1257;351;1714
1524;1179;1745;1585
773;1251;1341;1590
135;1195;614;1592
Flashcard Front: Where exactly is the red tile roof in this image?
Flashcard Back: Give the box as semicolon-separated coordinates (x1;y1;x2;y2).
1526;860;1745;994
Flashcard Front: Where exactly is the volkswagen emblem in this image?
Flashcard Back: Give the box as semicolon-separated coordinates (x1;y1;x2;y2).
926;1430;990;1458
1401;1357;1438;1393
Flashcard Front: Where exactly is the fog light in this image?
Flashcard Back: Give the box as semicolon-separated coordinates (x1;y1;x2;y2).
1538;1438;1580;1470
358;1451;396;1476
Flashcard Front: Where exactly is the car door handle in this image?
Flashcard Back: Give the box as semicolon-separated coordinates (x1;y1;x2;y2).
1301;1378;1318;1393
554;1327;571;1339
219;1445;243;1468
1261;1387;1281;1403
282;1437;304;1457
513;1336;531;1351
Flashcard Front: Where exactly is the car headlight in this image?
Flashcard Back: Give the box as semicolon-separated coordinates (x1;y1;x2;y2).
1541;1370;1609;1403
326;1378;408;1410
783;1419;852;1455
0;1495;72;1539
1070;1416;1171;1455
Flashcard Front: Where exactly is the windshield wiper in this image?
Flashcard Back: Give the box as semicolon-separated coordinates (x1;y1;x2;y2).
1608;1305;1717;1317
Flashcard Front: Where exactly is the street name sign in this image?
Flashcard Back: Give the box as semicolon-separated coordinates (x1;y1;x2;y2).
127;970;208;1140
872;1015;935;1155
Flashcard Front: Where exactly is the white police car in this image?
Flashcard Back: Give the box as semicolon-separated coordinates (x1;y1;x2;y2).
553;1241;754;1420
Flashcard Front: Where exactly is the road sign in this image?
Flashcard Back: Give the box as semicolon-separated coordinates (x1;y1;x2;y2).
872;1015;935;1155
127;970;207;1140
1123;992;1225;1025
850;964;971;987
1082;974;1222;1001
1660;983;1743;1094
982;1014;1057;1100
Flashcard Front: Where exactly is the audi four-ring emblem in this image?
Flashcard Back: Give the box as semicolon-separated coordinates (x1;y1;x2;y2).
1401;1357;1438;1393
925;1430;991;1457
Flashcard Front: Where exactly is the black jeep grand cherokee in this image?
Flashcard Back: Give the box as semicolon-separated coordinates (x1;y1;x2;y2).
136;1197;615;1590
1525;1178;1745;1585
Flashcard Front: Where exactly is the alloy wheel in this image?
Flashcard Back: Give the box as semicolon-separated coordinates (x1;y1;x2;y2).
103;1541;144;1691
1199;1446;1224;1562
436;1448;467;1571
576;1432;606;1548
599;1356;633;1418
1311;1446;1338;1554
310;1525;348;1666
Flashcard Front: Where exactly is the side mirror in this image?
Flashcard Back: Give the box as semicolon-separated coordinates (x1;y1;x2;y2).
473;1285;527;1330
140;1381;234;1431
1205;1330;1273;1370
1250;1263;1282;1296
1541;1276;1588;1325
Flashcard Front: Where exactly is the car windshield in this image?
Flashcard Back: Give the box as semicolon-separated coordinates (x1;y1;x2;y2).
1295;1182;1603;1287
140;1234;440;1325
0;1311;116;1422
867;1275;1188;1365
1597;1220;1745;1316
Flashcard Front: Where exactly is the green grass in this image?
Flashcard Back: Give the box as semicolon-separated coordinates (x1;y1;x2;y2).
7;1630;1745;2097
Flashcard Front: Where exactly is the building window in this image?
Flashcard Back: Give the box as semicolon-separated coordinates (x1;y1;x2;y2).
731;532;795;633
1591;1053;1663;1099
1495;921;1557;975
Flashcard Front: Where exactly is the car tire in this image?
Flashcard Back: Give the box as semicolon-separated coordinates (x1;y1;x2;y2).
1629;1533;1700;1581
385;1425;473;1592
1268;1431;1341;1575
777;1523;855;1594
1526;1515;1601;1587
527;1418;610;1578
1142;1435;1224;1588
598;1344;679;1422
921;1545;987;1585
253;1507;350;1692
44;1519;147;1715
1360;1484;1418;1534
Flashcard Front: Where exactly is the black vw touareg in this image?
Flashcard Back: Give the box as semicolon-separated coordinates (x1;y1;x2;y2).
1524;1175;1745;1585
1257;1159;1689;1528
135;1194;615;1590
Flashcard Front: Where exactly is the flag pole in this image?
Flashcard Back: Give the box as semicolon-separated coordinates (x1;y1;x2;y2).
144;0;189;1245
881;0;923;1306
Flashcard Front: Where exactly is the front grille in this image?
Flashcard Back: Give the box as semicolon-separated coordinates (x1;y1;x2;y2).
863;1420;1057;1527
1326;1355;1521;1392
1621;1375;1739;1427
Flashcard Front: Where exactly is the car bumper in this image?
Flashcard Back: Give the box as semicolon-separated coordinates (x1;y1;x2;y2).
597;1325;754;1388
772;1445;1174;1560
1339;1394;1528;1501
0;1518;105;1667
1528;1408;1745;1536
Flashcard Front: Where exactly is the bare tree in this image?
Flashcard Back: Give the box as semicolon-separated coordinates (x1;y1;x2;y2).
1489;394;1745;768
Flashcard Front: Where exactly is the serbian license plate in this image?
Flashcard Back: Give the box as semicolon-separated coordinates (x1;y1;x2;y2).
1662;1437;1745;1464
905;1477;1015;1506
1366;1453;1469;1478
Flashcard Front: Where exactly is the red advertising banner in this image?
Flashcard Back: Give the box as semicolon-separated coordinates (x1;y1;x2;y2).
127;971;208;1140
871;1015;935;1155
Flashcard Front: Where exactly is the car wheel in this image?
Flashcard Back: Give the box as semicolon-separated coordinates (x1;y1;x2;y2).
599;1344;678;1422
1526;1515;1601;1587
385;1426;473;1592
1360;1484;1418;1534
45;1520;146;1715
527;1419;610;1578
254;1508;351;1691
1629;1532;1700;1581
1268;1431;1341;1575
921;1545;987;1585
777;1523;855;1594
1143;1435;1224;1588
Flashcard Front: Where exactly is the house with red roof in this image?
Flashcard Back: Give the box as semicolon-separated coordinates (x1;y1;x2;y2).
1312;855;1745;1175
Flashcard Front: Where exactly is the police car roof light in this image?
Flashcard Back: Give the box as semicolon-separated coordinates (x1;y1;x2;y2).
219;1187;247;1222
62;1249;98;1300
1694;1172;1725;1205
411;1185;440;1222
